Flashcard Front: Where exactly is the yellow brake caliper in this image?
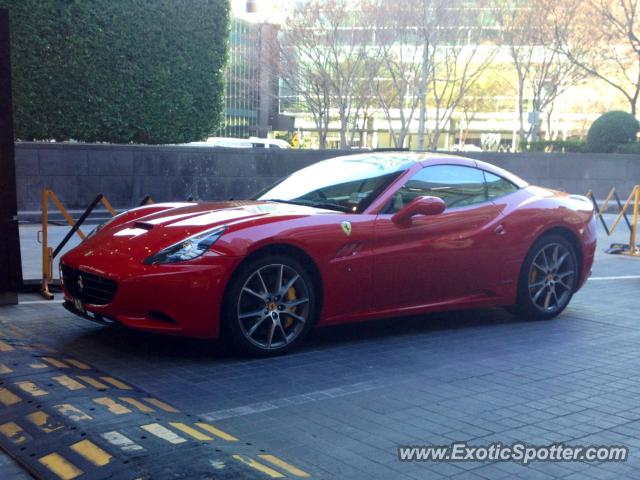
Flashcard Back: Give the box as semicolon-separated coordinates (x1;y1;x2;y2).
283;286;297;328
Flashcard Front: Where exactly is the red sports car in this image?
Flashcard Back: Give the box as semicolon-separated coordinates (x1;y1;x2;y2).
60;153;596;355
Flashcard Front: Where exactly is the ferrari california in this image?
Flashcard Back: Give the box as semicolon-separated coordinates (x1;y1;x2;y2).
60;153;596;355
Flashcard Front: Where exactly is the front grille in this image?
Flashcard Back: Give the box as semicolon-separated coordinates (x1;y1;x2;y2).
61;265;118;306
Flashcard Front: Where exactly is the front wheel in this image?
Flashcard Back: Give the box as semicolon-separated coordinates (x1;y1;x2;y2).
223;255;317;356
512;235;579;320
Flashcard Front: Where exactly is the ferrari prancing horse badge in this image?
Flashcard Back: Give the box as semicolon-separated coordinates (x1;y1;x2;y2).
341;221;352;236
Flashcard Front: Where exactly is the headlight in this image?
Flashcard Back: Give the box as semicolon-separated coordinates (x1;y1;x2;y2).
143;226;226;265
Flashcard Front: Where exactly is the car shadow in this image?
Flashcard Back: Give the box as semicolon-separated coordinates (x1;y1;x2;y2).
59;307;523;361
61;324;234;361
306;307;518;348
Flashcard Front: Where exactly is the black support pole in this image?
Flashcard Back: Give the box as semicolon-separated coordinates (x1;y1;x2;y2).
0;8;22;306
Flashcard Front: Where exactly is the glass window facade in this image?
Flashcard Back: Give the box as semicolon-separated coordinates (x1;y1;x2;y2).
220;18;261;138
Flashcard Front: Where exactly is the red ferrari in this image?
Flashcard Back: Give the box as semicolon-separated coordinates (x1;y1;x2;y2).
60;153;596;355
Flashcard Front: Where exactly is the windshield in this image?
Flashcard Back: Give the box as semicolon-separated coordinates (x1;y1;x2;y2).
255;154;412;213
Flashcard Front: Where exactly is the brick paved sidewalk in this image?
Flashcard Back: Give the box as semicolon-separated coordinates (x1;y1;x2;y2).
1;221;638;479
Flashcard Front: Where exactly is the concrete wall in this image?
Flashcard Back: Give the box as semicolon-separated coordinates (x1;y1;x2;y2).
14;142;640;212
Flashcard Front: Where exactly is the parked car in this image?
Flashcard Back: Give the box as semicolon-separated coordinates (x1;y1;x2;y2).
182;137;291;149
451;144;483;152
60;153;596;356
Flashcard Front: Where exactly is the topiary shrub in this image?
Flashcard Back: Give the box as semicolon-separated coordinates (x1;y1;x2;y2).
586;111;639;153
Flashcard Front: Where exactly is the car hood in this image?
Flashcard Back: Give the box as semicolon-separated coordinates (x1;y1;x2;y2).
68;200;331;262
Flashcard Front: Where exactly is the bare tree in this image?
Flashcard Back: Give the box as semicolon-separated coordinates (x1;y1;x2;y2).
495;0;585;146
348;56;379;147
423;1;497;150
280;0;376;149
456;69;511;146
279;5;333;148
321;0;371;148
365;1;425;148
558;0;640;115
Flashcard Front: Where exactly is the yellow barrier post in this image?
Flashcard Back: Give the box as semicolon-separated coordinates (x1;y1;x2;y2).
631;186;639;256
41;190;53;300
597;185;640;258
40;190;118;299
100;196;117;216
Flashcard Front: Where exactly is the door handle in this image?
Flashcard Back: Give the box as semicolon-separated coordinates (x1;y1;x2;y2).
494;224;506;235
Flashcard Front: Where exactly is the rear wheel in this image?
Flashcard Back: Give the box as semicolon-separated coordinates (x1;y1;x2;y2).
512;235;578;320
223;255;317;356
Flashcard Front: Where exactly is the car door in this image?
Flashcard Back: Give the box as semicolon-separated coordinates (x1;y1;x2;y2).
372;164;505;310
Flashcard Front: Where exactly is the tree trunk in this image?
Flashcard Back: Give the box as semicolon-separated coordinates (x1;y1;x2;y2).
417;50;428;151
339;106;348;149
398;130;406;149
517;76;526;150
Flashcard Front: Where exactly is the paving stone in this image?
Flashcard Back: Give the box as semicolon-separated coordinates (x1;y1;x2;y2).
1;222;639;478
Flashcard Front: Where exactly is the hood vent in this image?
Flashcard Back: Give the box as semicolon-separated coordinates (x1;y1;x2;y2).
133;221;154;230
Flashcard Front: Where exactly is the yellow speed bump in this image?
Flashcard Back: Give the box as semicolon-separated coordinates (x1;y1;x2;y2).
14;381;48;397
54;404;92;422
233;455;285;478
29;362;49;369
143;397;179;413
101;431;145;452
0;387;21;406
0;340;14;352
93;397;132;415
259;455;311;478
140;423;187;444
52;375;86;391
194;422;238;442
26;411;64;433
169;422;213;441
64;358;91;370
38;453;83;480
77;376;108;390
42;357;70;369
119;397;154;413
70;439;113;467
100;376;133;390
0;421;28;445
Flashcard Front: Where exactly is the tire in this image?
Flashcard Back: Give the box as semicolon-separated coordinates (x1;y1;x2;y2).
222;254;318;356
511;234;579;320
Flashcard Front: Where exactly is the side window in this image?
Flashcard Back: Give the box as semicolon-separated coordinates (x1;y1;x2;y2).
388;165;487;212
483;171;519;199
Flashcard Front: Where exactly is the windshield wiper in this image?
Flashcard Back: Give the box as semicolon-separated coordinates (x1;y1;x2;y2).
263;199;307;207
265;199;351;213
304;202;351;213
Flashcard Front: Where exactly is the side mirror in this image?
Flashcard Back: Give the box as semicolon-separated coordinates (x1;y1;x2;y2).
391;196;446;225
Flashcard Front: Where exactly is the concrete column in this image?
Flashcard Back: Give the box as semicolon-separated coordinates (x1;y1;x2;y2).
0;8;22;305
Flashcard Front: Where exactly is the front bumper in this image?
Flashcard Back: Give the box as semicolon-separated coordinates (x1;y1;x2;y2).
60;255;241;338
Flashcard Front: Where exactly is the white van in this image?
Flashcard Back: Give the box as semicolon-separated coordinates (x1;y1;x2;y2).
182;137;291;149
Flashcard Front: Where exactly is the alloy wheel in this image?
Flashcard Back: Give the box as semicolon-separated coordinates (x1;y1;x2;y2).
527;243;576;313
237;264;310;350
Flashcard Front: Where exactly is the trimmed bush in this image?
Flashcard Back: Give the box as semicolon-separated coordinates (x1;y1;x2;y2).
615;142;640;154
520;139;586;153
1;0;229;144
586;111;639;153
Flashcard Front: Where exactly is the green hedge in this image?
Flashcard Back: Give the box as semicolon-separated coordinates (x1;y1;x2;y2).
586;111;639;153
1;0;229;144
614;142;640;154
520;139;586;153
